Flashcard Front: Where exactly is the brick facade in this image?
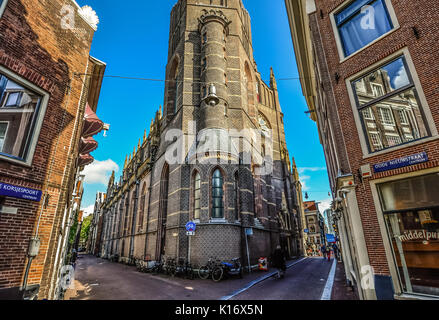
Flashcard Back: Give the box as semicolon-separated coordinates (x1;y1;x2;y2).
286;0;439;300
0;0;102;299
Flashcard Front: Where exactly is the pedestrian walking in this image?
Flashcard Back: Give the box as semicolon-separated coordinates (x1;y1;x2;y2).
327;245;332;261
271;245;286;279
333;243;340;261
320;244;326;259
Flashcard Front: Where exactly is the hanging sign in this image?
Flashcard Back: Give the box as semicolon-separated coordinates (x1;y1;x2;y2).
0;182;42;202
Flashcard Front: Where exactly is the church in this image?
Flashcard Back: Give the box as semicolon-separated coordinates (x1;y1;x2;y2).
99;0;304;268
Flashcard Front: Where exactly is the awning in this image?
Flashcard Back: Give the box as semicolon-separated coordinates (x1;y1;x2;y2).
78;153;94;167
82;102;104;137
79;136;98;154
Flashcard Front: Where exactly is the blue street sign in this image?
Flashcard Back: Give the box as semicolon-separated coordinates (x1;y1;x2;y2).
304;229;309;233
245;228;253;236
373;152;428;173
326;234;336;243
0;182;42;202
185;221;196;232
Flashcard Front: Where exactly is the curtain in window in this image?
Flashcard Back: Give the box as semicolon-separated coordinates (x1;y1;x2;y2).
338;0;392;56
212;169;224;218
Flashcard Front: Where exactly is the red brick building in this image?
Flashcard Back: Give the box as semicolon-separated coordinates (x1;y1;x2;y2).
0;0;105;299
287;0;439;299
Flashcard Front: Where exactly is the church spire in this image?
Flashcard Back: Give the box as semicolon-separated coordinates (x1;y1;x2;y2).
270;67;277;90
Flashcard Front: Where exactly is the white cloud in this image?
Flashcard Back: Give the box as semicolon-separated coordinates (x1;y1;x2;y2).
393;65;410;89
317;198;332;214
81;204;95;217
300;175;311;191
82;159;119;185
298;167;327;174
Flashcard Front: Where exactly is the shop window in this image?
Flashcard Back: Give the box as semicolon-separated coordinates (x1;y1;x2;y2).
352;56;429;153
211;169;224;219
335;0;394;57
379;173;439;296
0;72;47;164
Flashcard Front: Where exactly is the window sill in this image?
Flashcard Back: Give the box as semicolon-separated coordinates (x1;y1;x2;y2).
363;135;439;160
395;293;439;300
209;218;227;223
0;153;32;167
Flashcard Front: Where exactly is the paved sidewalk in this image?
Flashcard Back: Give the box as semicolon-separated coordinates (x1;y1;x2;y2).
330;260;359;300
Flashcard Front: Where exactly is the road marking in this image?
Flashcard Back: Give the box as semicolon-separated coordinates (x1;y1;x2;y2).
320;258;337;300
220;257;308;300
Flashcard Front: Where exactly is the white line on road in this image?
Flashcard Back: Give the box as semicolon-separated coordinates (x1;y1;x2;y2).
220;257;308;300
320;258;337;300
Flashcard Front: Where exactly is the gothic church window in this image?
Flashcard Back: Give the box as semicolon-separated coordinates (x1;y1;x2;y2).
211;169;224;219
193;171;201;220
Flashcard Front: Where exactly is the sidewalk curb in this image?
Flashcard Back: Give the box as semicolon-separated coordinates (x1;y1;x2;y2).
320;258;337;300
220;257;308;300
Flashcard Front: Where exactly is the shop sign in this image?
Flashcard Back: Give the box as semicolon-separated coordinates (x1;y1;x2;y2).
398;229;438;242
373;152;428;173
0;182;42;202
326;234;336;243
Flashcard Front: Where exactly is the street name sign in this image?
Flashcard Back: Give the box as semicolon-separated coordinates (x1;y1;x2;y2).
373;152;428;173
0;182;42;202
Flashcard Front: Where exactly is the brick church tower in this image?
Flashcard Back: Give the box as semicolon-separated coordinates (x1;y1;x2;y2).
100;0;304;268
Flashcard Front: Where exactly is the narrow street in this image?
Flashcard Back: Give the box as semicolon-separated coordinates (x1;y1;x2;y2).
66;255;337;300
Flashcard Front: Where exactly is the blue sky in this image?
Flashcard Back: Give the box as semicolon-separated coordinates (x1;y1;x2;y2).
76;0;331;215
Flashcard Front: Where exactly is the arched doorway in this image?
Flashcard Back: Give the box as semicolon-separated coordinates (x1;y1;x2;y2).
156;163;169;261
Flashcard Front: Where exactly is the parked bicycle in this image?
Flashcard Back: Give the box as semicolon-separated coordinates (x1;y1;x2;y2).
173;258;194;279
198;258;224;282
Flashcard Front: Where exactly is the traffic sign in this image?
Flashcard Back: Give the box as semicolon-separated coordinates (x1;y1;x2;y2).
186;231;195;236
186;221;196;232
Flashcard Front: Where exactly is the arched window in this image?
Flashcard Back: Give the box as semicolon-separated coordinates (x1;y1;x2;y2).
211;169;224;219
193;171;201;220
138;183;147;231
156;163;169;260
234;171;239;221
167;57;179;118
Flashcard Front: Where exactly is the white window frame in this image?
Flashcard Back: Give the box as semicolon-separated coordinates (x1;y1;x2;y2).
330;0;400;62
0;121;9;152
398;109;409;125
0;65;49;166
0;0;7;18
346;48;438;159
371;83;384;98
378;106;394;125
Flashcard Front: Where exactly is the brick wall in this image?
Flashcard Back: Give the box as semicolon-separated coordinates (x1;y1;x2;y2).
311;0;439;275
0;0;95;298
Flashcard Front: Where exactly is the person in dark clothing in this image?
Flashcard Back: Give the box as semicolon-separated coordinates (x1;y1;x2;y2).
271;245;286;278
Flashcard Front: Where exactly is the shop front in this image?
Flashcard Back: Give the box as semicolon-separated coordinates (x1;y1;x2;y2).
377;172;439;298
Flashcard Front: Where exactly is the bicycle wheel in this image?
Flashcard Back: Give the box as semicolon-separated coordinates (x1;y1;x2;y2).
198;266;210;280
212;266;224;282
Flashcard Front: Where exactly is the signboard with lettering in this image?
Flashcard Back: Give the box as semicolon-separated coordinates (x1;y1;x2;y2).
0;182;42;202
326;234;336;243
373;152;428;173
